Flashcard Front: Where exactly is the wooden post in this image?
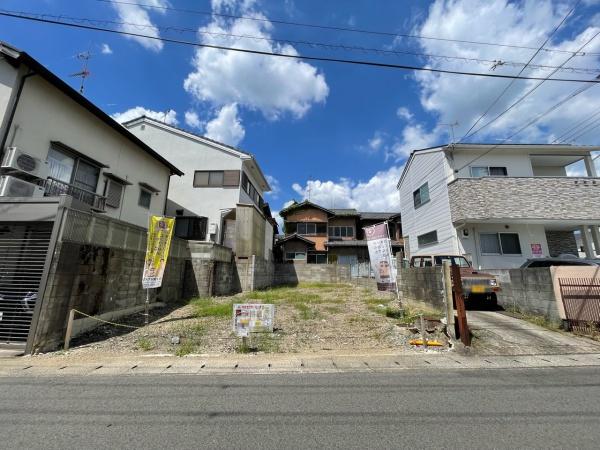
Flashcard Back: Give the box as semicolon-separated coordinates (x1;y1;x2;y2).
64;309;75;351
442;261;455;339
419;314;428;350
451;264;471;346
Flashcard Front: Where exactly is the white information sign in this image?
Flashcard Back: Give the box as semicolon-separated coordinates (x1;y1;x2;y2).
233;303;274;337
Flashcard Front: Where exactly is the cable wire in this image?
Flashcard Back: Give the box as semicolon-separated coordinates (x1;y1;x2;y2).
457;0;581;143
1;10;598;84
552;107;600;143
93;0;600;57
8;9;599;74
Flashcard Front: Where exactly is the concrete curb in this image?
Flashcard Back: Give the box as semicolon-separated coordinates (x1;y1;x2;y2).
2;351;600;377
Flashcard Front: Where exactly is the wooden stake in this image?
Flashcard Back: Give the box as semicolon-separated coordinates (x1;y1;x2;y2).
64;309;75;351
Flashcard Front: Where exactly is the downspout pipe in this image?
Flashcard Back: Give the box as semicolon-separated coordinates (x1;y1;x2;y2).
0;67;36;161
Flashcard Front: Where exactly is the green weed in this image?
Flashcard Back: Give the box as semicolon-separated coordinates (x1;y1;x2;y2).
189;298;232;318
175;340;196;357
236;334;280;353
136;337;154;351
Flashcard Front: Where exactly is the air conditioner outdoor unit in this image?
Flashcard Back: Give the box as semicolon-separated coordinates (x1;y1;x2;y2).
1;147;49;180
0;175;45;198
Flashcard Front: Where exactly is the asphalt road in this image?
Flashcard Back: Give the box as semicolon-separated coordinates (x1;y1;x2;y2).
2;367;600;449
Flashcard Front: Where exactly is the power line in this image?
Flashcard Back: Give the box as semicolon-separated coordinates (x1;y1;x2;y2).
93;0;600;57
1;10;599;84
9;9;599;74
569;116;600;142
552;107;600;143
457;0;581;143
462;29;600;141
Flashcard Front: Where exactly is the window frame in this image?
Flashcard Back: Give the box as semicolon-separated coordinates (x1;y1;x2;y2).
413;182;430;209
138;187;152;210
479;232;522;256
328;226;354;238
417;230;438;248
470;166;508;177
285;252;306;261
193;170;225;188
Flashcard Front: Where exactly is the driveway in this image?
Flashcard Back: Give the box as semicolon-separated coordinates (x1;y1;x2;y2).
468;310;600;356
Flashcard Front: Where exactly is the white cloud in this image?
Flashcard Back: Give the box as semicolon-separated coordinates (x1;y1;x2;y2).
110;0;168;52
368;133;384;151
290;165;404;212
183;3;329;120
205;103;245;146
112;106;178;125
265;175;280;198
396;107;413;121
408;0;600;146
211;0;257;12
100;43;113;55
184;110;202;128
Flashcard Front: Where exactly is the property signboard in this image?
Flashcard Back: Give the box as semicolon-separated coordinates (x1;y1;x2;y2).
233;303;274;337
142;216;175;289
531;243;543;258
364;222;398;292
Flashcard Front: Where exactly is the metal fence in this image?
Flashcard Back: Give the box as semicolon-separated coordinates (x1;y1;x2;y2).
559;278;600;333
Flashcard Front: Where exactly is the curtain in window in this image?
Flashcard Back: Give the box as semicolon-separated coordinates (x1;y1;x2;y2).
480;233;501;254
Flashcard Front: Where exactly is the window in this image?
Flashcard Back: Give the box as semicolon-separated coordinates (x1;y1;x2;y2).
105;179;124;208
240;171;263;207
285;252;306;261
193;171;225;187
47;146;100;192
297;223;317;235
417;230;438;247
480;232;521;255
470;166;508;177
434;256;471;267
328;226;354;238
413;182;430;209
138;189;152;209
307;253;327;264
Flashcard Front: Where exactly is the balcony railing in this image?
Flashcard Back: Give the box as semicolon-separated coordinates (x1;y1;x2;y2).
42;177;106;212
447;176;600;223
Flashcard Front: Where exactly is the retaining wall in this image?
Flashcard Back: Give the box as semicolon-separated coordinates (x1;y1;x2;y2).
273;262;351;286
489;268;560;321
397;267;446;311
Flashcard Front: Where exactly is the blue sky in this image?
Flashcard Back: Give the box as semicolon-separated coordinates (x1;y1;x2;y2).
1;0;599;216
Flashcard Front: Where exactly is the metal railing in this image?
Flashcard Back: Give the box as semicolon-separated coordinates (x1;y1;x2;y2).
559;278;600;333
42;177;106;211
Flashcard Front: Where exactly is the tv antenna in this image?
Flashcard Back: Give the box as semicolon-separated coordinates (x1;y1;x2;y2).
69;51;91;94
440;121;459;143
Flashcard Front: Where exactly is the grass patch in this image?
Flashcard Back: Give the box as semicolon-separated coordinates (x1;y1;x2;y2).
506;306;561;331
396;305;444;326
136;337;154;351
364;297;389;306
295;303;321;320
175;340;196;357
385;307;404;319
323;305;343;314
245;287;322;305
189;298;232;318
298;282;350;289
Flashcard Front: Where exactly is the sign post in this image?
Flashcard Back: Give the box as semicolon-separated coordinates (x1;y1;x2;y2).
142;215;175;325
363;222;399;301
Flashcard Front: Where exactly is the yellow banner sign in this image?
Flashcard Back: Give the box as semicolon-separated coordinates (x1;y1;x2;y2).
142;216;175;289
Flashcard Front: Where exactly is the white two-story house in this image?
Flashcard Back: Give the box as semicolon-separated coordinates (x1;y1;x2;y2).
124;116;276;259
398;143;600;269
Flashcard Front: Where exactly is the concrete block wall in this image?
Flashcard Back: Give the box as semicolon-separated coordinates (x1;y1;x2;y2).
32;240;186;352
488;268;560;321
397;267;445;311
273;262;351;286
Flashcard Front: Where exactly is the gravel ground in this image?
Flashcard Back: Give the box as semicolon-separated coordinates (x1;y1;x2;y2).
39;283;448;358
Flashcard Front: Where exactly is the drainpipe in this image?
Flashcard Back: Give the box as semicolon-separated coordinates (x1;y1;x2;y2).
0;67;36;161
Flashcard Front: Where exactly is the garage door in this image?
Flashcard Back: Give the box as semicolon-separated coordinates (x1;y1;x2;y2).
0;222;53;345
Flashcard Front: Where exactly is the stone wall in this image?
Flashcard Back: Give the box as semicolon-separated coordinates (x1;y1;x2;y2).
397;267;445;311
448;177;600;223
273;262;351;285
488;268;560;321
545;230;578;257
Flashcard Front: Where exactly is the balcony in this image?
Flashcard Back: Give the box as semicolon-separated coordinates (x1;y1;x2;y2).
42;177;106;212
448;177;600;224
